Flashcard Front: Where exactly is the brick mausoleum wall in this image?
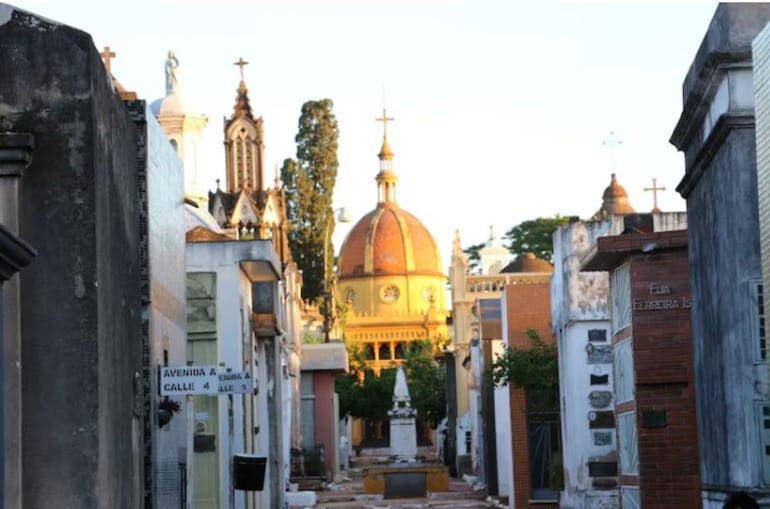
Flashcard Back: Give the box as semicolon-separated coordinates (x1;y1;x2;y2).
629;239;700;509
504;280;557;509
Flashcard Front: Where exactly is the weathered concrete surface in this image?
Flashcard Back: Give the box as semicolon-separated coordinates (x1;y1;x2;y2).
0;4;143;507
671;3;770;506
127;100;188;507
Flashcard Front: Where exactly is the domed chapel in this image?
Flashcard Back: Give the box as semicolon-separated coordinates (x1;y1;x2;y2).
336;111;450;374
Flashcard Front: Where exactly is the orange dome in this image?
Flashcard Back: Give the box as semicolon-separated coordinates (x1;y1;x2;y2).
596;173;635;217
338;202;443;278
501;252;554;274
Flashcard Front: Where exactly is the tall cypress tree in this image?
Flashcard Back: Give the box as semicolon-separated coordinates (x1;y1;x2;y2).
281;99;339;301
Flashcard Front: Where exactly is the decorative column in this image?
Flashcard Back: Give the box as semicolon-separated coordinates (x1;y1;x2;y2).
0;133;34;509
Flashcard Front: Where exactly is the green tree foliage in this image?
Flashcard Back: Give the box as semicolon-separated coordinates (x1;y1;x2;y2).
504;216;571;264
489;329;558;390
335;341;447;428
490;329;562;489
462;242;485;275
403;341;446;428
281;99;339;301
336;367;395;422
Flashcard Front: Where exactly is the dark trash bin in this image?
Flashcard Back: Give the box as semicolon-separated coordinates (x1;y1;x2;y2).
233;454;267;491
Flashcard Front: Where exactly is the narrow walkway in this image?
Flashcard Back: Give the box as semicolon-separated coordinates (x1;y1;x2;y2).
314;457;497;509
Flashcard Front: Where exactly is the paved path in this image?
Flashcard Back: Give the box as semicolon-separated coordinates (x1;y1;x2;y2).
314;461;498;509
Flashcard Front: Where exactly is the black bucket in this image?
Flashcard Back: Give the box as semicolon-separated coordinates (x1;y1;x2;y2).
233;454;267;491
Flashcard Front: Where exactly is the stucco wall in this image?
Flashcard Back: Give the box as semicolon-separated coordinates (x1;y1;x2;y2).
686;128;764;488
672;6;770;503
551;221;617;509
146;105;189;507
0;5;144;507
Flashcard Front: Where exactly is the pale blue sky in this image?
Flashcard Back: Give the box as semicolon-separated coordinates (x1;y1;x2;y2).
16;1;718;266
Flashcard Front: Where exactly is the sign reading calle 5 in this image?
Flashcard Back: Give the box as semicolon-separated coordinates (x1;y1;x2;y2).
218;371;253;394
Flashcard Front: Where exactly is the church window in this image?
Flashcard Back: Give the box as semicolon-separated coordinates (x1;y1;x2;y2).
621;487;641;509
362;344;374;360
618;411;638;475
378;344;391;360
611;264;631;333
614;337;634;403
246;135;253;184
380;284;400;303
237;139;244;185
394;342;405;359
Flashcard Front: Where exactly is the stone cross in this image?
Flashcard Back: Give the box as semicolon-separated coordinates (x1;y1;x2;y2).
100;46;116;73
644;178;666;212
234;57;249;81
602;131;622;174
375;108;395;136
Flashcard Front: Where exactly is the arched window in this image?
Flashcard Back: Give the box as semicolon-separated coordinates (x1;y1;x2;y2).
378;344;391;360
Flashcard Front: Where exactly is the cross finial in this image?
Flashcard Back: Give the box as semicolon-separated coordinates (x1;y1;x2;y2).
644;178;666;212
375;108;395;137
100;46;116;73
234;57;249;81
602;131;623;173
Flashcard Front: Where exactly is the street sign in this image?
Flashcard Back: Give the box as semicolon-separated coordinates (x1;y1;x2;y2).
160;365;219;396
218;371;253;394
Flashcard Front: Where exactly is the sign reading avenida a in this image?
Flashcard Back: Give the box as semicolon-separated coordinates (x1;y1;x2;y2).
160;365;219;395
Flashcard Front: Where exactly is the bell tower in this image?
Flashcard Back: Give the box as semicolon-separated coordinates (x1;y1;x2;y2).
223;57;265;193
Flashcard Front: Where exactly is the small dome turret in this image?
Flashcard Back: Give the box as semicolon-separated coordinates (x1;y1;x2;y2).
596;173;636;218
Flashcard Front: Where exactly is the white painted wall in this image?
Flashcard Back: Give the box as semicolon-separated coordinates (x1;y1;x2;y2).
146;108;189;507
186;240;283;509
492;333;514;508
551;220;618;509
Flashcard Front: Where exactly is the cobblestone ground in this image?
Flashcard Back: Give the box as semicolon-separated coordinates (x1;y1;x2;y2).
313;457;499;509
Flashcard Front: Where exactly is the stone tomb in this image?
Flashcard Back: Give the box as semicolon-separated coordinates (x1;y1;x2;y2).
363;367;449;498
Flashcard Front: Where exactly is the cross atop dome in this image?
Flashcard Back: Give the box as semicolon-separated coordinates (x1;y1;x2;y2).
375;108;394;137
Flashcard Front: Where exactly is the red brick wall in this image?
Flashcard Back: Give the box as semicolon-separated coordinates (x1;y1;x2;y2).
504;280;558;509
314;372;337;480
628;243;700;508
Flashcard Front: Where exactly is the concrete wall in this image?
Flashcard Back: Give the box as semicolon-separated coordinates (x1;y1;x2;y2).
126;100;189;508
684;128;766;491
551;220;617;509
754;21;770;497
671;4;770;505
0;5;144;507
186;239;283;509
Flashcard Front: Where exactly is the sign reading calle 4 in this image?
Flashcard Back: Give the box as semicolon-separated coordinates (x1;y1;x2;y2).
160;366;219;396
159;366;254;396
632;282;692;311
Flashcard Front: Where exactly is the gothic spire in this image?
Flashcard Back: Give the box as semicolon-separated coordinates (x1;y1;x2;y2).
231;57;254;119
